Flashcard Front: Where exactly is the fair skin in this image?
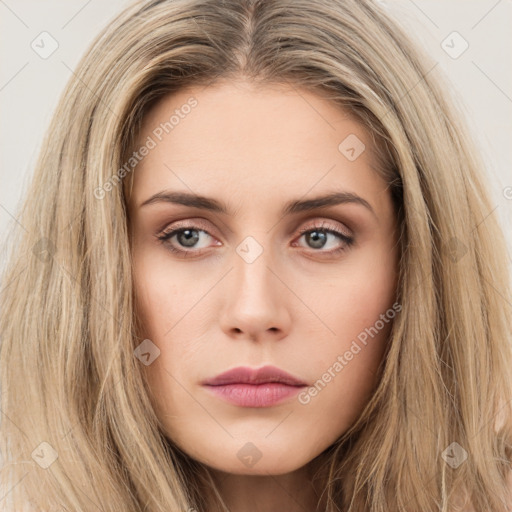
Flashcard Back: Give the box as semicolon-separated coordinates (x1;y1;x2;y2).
127;79;399;512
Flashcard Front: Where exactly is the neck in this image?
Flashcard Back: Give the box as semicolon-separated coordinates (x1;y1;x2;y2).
205;458;327;512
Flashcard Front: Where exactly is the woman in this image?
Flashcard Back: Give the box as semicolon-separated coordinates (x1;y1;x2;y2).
1;0;511;510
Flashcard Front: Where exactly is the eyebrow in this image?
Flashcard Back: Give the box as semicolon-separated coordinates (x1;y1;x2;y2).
139;189;376;218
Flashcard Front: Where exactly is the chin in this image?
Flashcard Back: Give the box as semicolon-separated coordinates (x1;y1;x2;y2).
178;436;319;476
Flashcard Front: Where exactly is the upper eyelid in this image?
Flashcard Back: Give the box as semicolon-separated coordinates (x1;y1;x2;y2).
159;217;349;233
296;219;352;237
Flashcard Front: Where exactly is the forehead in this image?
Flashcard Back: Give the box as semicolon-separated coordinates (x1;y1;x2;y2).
128;80;390;216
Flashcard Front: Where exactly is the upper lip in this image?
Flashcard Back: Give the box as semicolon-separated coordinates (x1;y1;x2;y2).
202;365;307;386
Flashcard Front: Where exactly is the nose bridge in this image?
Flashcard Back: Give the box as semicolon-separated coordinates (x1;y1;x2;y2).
218;231;291;339
232;233;276;302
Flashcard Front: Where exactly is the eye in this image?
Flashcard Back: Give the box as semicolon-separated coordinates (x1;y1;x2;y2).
292;220;354;255
156;219;354;258
156;222;220;257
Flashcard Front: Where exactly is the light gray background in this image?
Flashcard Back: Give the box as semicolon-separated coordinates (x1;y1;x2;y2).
1;0;511;275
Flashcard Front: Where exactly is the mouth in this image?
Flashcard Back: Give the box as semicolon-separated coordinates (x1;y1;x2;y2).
201;365;308;408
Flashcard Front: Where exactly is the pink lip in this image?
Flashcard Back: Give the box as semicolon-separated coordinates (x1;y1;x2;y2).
202;365;307;408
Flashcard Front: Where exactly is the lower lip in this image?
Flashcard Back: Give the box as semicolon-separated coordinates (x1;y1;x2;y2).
203;383;305;407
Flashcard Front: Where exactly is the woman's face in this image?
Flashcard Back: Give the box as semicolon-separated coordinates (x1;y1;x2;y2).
127;80;399;475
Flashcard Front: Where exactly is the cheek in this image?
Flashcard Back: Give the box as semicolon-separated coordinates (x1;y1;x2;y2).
132;253;216;406
296;243;397;417
295;300;395;446
133;249;205;339
308;240;397;341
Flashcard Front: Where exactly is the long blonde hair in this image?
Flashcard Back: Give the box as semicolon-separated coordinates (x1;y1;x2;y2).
1;0;511;510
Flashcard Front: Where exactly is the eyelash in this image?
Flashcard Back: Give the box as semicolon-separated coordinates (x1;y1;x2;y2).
156;220;355;258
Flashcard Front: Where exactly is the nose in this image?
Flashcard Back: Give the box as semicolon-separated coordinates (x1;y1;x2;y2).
218;243;292;342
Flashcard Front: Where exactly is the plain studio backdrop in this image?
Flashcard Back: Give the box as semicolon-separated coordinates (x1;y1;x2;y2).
0;0;511;274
